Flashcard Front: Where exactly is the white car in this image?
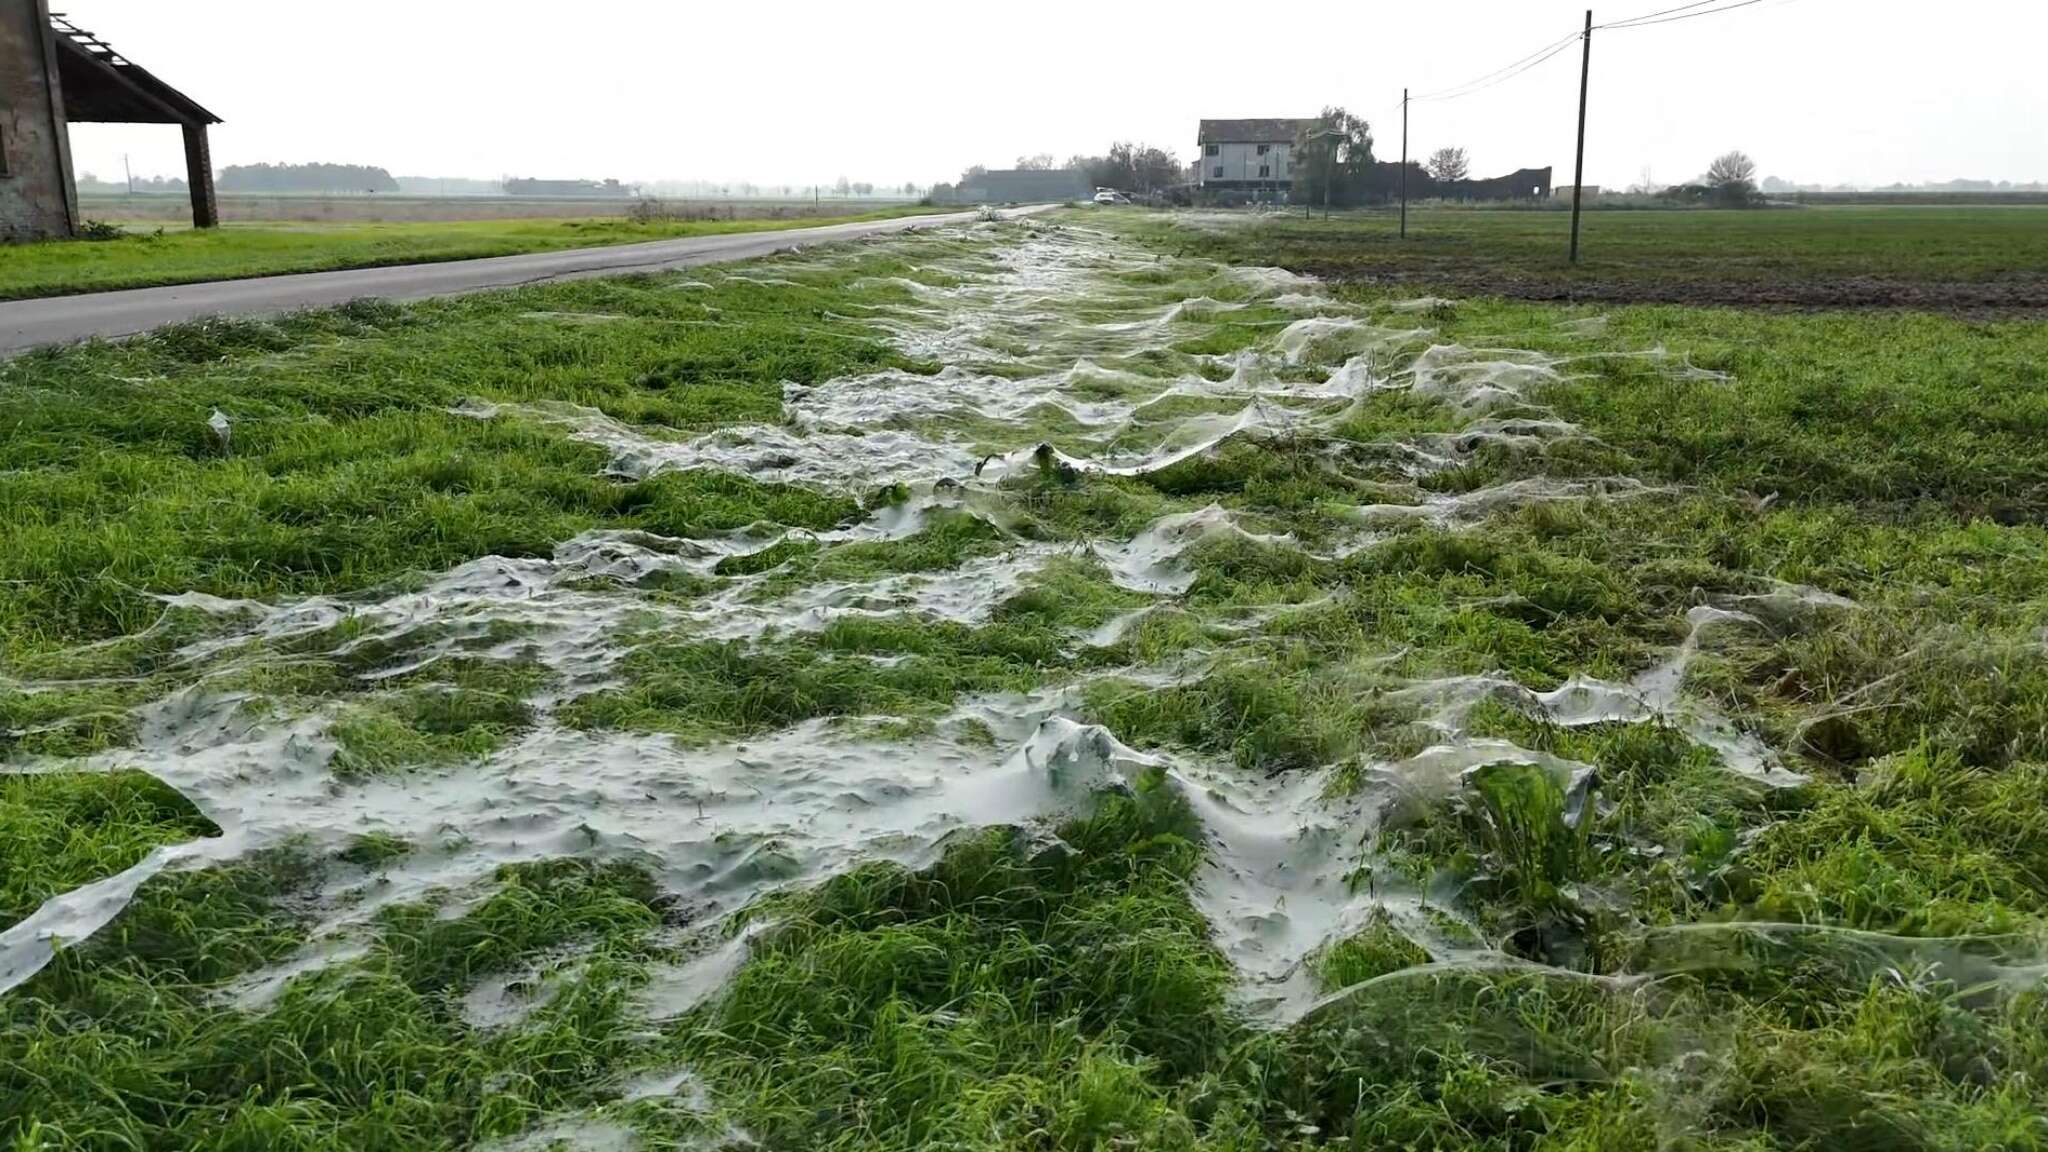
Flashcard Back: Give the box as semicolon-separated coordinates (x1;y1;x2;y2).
1092;189;1124;205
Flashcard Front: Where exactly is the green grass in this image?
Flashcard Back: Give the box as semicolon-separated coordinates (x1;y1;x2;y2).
0;205;957;300
5;214;2048;1150
0;770;217;923
4;852;671;1150
329;683;537;780
0;264;930;655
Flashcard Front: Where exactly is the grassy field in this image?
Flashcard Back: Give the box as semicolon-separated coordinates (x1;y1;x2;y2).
77;193;924;226
4;210;2047;1149
0;204;955;301
1158;203;2048;312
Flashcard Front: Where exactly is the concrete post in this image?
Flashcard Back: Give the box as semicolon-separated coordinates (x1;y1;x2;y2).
1;0;78;239
36;0;77;234
183;122;217;228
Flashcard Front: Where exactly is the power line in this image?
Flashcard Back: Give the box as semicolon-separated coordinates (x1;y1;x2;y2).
1594;0;1721;29
1364;0;1791;262
1406;0;1739;107
1438;37;1581;102
1602;0;1770;30
1411;31;1583;103
1402;0;1782;112
1410;31;1581;102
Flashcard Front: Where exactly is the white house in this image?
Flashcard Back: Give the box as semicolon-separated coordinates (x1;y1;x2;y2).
1197;119;1316;197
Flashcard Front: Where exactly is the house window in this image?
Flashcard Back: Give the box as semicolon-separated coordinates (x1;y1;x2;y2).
1256;144;1270;156
1205;144;1219;157
1213;166;1224;179
1258;165;1271;178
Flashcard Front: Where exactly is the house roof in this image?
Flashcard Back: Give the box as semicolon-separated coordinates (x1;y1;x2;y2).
51;14;221;126
1198;118;1316;145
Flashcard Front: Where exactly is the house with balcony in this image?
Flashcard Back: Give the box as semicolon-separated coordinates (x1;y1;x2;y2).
1196;118;1315;200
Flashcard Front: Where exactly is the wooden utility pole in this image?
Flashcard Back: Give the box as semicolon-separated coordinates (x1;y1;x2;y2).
1569;10;1592;263
1399;88;1409;238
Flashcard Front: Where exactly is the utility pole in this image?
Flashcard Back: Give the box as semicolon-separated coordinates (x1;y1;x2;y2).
1399;89;1409;238
1570;9;1592;263
1302;126;1339;220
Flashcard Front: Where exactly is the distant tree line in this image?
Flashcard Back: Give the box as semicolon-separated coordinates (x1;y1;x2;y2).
1676;151;1761;205
76;173;188;195
931;141;1186;203
218;163;399;194
1761;176;2048;194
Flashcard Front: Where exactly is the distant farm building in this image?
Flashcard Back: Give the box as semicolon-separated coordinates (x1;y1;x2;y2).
1197;117;1549;205
503;178;635;198
1413;164;1553;201
2;3;220;240
950;169;1091;204
1197;119;1315;199
1553;184;1600;199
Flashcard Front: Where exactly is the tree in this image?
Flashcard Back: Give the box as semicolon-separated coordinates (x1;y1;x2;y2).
218;162;399;194
1705;150;1758;204
1292;107;1375;207
1426;146;1469;182
1068;143;1182;194
834;175;852;197
1131;145;1183;193
1015;154;1056;171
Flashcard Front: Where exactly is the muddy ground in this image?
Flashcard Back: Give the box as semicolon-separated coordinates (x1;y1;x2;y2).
1295;262;2048;318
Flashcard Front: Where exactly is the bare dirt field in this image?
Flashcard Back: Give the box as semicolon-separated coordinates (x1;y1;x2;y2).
1162;203;2048;317
1306;264;2048;315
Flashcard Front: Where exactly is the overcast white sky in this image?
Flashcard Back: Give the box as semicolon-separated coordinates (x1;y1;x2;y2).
62;0;2048;190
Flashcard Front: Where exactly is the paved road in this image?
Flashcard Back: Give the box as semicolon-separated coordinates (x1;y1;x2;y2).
0;206;1049;355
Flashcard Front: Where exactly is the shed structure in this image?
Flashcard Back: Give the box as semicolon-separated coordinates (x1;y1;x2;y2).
2;2;221;240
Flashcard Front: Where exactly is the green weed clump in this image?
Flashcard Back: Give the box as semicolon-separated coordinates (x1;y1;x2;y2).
329;684;535;779
674;783;1242;1148
2;854;670;1150
562;614;1085;743
1313;910;1431;990
1744;745;2048;936
0;770;217;927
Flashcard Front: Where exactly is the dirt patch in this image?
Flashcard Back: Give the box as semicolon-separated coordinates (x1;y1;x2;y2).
1300;264;2048;319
